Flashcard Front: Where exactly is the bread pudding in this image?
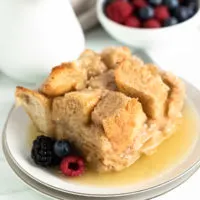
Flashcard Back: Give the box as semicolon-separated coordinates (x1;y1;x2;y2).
15;46;185;172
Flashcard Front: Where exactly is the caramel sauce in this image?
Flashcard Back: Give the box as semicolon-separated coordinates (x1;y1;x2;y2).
28;102;198;187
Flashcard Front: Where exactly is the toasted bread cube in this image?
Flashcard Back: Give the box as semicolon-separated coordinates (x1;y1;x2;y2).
115;60;169;119
79;49;107;78
15;86;54;135
92;91;147;151
87;70;117;91
160;71;185;118
52;90;102;125
40;62;87;97
101;46;143;69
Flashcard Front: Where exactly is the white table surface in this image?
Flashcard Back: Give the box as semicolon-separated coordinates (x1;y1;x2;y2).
0;27;200;200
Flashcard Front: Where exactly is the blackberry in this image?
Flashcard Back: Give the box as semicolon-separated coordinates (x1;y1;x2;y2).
31;135;60;167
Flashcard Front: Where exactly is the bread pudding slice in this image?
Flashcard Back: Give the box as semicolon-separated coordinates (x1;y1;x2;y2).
115;60;170;119
15;46;186;173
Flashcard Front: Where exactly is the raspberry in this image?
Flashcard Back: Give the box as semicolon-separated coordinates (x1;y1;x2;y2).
60;156;85;177
155;6;170;21
132;0;147;8
124;16;141;27
106;1;133;23
143;19;161;28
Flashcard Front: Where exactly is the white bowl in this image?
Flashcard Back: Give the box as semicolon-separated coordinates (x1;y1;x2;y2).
97;0;200;50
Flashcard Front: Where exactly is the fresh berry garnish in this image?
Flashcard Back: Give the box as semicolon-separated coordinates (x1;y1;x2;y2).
54;140;72;158
163;0;179;9
163;16;178;26
124;16;141;27
173;6;189;21
155;5;170;21
187;2;198;17
132;0;147;8
139;6;155;19
149;0;163;6
31;135;60;167
60;156;85;177
143;19;161;28
105;1;133;23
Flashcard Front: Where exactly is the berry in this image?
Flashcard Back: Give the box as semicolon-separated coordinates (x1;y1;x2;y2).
60;156;85;177
124;16;141;27
105;1;133;23
163;0;179;9
31;135;60;167
143;19;161;28
149;0;163;6
132;0;147;8
163;16;178;26
155;6;170;21
54;140;72;158
139;6;155;19
174;6;189;21
187;2;198;17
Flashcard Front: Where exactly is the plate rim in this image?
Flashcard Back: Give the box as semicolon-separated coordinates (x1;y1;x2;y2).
3;80;200;197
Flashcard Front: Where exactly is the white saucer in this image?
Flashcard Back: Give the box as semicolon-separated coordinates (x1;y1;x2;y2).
2;80;200;199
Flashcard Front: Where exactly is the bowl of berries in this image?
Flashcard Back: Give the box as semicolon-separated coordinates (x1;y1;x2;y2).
97;0;200;50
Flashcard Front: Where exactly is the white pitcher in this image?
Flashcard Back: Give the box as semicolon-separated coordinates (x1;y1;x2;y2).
0;0;85;83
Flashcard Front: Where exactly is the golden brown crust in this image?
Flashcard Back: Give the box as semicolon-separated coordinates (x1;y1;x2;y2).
115;59;169;119
39;62;87;97
16;86;51;105
15;86;54;135
101;46;133;69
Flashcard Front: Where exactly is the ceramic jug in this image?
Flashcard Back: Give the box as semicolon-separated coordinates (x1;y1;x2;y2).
0;0;85;83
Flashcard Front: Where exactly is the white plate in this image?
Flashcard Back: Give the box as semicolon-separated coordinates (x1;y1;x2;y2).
2;80;200;198
2;138;200;200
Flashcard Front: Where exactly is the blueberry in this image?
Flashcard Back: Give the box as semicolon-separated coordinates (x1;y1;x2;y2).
54;140;72;158
163;17;178;26
139;6;154;20
163;0;179;9
149;0;163;6
187;2;198;17
174;6;189;22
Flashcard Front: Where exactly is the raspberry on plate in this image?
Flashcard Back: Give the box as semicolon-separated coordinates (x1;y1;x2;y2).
60;156;85;177
124;16;141;27
132;0;147;8
143;19;161;28
105;1;133;23
155;6;170;21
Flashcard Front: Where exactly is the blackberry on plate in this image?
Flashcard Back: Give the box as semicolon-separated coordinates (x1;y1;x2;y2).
31;135;60;167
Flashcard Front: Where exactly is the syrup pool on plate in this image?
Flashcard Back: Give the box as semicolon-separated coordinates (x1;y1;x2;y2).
28;101;199;187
